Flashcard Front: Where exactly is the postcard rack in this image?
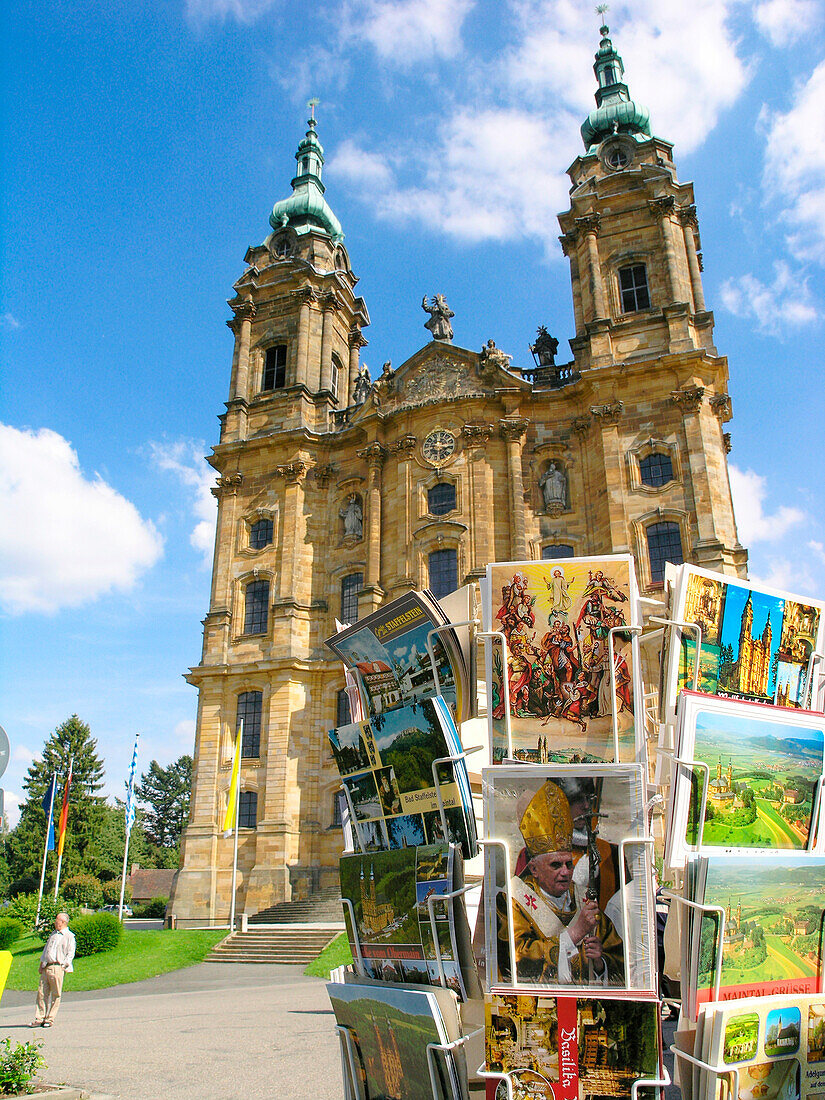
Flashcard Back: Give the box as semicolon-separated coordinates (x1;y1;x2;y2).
660;891;727;1016
480;830;655;992
669;1043;740;1098
426;882;479;989
336;1022;477;1100
478;1063;671;1099
426;618;479;711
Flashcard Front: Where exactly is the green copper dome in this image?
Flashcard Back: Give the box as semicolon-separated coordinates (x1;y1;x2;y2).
269;114;344;243
581;23;651;151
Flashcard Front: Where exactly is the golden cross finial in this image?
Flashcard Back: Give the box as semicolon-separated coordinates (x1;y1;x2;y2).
308;97;320;123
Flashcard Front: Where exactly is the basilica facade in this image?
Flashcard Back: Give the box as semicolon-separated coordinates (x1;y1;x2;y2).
170;24;747;920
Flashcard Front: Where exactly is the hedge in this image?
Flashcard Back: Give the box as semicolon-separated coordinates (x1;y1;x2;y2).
0;920;23;951
71;912;122;957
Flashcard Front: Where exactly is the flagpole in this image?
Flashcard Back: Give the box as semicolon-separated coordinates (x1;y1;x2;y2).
53;754;74;901
119;733;139;922
35;772;57;927
228;721;243;932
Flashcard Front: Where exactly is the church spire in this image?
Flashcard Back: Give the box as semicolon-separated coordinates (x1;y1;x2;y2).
581;16;651;151
269;103;344;243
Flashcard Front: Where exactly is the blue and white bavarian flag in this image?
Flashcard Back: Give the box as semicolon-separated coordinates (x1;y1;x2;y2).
124;733;139;836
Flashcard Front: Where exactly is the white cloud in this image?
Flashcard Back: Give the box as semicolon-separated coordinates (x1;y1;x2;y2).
762;59;825;260
12;745;35;766
754;0;820;47
748;557;817;598
4;789;21;829
0;425;164;615
149;440;217;567
350;0;476;63
729;464;806;545
0;312;20;331
809;539;825;565
720;261;818;333
174;719;196;747
184;0;277;23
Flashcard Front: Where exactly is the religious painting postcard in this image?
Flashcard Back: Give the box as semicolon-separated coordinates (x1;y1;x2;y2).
683;854;825;1022
326;590;470;722
665;691;825;869
481;556;642;765
330;696;477;859
484;992;661;1100
663;564;825;721
482;765;655;993
327;979;467;1100
338;843;479;1001
698;992;825;1100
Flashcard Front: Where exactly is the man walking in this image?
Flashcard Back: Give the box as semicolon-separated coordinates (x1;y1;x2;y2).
31;912;76;1027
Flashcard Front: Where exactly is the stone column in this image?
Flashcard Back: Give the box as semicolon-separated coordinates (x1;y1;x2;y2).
227;298;256;402
462;424;494;575
671;386;727;551
574;214;606;320
348;327;367;408
319;293;339;394
390;435;417;586
358;442;386;609
590;403;629;552
274;461;309;611
560;231;584;333
499;418;529;560
679;204;706;313
203;474;243;665
293;288;316;389
649;197;687;304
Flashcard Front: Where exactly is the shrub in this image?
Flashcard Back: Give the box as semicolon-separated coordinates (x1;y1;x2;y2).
7;876;38;899
63;874;103;910
0;1038;45;1095
132;896;169;918
5;895;76;941
101;881;131;905
0;920;24;951
71;912;122;957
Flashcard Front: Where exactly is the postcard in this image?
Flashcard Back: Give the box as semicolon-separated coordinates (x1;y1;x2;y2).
666;691;825;868
339;843;479;1001
699;992;825;1099
330;696;477;859
482;556;642;764
663;564;825;721
327;979;466;1100
326;591;469;721
482;765;655;992
690;854;825;1016
485;992;661;1100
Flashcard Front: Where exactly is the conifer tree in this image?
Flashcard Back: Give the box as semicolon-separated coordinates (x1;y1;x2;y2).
136;756;192;850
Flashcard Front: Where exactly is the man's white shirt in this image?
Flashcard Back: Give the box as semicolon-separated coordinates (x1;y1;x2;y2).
40;928;76;972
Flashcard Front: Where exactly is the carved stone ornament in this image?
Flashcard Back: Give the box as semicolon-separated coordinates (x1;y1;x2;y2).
372;360;395;403
573;415;592;435
648;196;677;219
357;442;387;467
709;393;732;421
422;294;455;342
559;231;579;255
292;287;318;306
462;423;493;443
312;463;335;486
574;213;601;236
499;417;529;443
228;297;256;327
211;473;244;498
348;326;368;349
678;203;699;229
390;434;417;455
479;338;513;380
723;432;732;453
274;461;308;481
352;364;372;405
321;291;342;313
670;386;705;413
400;355;487;406
590;401;623;422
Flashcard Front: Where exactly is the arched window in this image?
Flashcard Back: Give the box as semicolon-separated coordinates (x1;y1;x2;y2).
236;691;262;758
336;688;351;729
428;549;457;600
250;518;273;549
542;544;574;560
262;345;287;391
331;353;343;401
239;790;258;829
639;452;674;488
428;482;456;516
340;572;363;624
243;579;269;634
646;521;684;585
619;264;650;313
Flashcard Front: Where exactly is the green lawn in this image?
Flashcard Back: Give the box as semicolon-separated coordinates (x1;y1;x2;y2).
304;932;353;978
4;929;226;992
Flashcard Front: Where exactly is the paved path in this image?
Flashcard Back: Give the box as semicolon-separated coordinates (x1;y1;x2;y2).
0;963;342;1100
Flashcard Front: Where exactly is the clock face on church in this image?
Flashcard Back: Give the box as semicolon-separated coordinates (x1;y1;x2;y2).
422;429;455;466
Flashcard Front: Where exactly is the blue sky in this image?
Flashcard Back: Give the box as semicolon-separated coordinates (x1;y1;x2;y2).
2;0;825;825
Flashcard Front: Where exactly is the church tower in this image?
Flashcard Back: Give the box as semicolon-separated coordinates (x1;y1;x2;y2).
171;26;749;922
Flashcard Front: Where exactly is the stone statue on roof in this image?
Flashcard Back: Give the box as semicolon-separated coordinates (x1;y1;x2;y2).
422;294;454;342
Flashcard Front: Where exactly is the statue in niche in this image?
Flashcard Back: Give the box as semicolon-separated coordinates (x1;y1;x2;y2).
530;325;559;367
353;364;372;405
422;294;455;342
539;461;568;513
340;494;363;541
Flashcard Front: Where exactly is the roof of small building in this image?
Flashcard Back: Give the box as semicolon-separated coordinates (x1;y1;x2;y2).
128;868;177;900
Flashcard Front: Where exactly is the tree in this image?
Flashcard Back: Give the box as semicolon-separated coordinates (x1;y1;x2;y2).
136;756;192;850
6;715;106;889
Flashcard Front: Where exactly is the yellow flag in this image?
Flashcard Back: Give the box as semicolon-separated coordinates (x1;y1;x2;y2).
222;733;242;836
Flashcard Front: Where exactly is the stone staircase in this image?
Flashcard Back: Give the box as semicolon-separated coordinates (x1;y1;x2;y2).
207;888;346;964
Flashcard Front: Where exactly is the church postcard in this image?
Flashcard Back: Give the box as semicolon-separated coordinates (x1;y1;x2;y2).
482;764;655;993
662;564;825;722
665;691;825;869
481;556;642;765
